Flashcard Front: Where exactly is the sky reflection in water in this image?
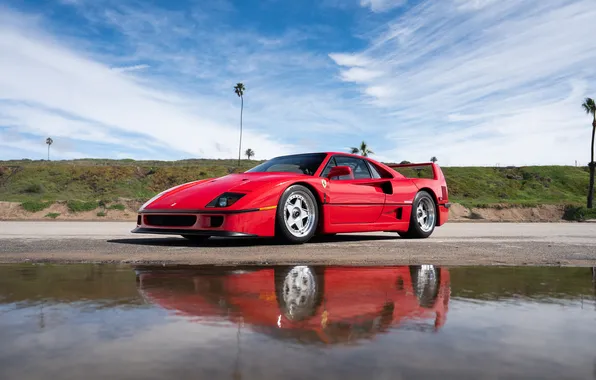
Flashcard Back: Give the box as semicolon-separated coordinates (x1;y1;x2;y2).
0;263;595;380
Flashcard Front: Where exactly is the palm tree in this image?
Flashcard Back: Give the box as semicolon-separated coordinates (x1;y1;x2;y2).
350;141;374;157
245;148;255;160
582;97;596;208
46;137;53;161
430;156;438;163
234;83;246;166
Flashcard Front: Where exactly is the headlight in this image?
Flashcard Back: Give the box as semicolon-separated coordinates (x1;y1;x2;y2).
206;192;246;208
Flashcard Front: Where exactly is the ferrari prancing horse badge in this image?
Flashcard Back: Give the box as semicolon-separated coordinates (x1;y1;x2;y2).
322;179;327;188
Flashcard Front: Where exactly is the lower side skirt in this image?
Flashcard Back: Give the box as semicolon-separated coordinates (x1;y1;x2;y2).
131;227;257;237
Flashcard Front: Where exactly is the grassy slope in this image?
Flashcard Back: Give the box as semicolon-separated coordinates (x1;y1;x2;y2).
0;159;593;211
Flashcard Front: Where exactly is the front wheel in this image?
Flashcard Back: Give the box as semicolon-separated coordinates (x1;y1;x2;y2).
275;184;319;244
399;191;437;239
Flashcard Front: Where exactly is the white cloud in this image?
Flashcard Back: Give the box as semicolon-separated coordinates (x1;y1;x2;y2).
360;0;408;13
454;0;499;11
1;0;595;166
328;53;372;67
112;64;150;72
340;67;384;83
0;9;298;160
0;3;391;161
330;0;596;165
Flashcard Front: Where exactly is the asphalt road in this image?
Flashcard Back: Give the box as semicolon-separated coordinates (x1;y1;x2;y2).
1;221;596;266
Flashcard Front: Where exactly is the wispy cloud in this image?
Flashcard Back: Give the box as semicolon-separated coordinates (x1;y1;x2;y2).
360;0;408;13
0;1;384;161
330;0;596;165
0;0;595;166
112;64;150;72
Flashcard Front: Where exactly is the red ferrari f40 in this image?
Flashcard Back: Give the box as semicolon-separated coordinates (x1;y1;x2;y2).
132;152;451;243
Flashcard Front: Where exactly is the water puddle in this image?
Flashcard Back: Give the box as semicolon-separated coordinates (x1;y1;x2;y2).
1;263;595;379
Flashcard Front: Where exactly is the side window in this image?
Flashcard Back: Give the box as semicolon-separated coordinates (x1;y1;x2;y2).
333;156;372;180
367;162;382;179
320;157;337;178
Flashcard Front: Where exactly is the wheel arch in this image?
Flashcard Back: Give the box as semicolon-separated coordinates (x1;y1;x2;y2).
274;181;324;237
289;181;325;232
416;187;441;225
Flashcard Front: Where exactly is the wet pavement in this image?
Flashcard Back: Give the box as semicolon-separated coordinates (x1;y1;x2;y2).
1;263;595;379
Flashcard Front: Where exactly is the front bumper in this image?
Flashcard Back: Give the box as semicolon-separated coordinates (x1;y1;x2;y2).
132;207;277;237
131;227;256;237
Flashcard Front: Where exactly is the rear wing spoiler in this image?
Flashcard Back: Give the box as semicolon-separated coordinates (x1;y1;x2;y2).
386;162;445;181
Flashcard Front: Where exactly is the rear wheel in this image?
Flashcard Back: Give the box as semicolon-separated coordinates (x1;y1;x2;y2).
409;265;441;308
399;191;437;239
275;184;319;244
181;235;210;243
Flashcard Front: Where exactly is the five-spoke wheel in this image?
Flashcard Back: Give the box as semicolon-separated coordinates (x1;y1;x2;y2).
274;265;324;321
409;264;440;308
399;191;437;239
276;184;318;244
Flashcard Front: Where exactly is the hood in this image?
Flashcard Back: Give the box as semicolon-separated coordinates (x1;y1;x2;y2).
143;172;308;211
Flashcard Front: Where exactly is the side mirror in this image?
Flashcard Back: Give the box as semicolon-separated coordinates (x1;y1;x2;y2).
327;165;353;179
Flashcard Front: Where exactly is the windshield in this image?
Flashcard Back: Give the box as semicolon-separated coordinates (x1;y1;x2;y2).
245;153;328;175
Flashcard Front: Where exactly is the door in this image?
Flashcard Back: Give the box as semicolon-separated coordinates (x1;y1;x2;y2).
321;155;386;224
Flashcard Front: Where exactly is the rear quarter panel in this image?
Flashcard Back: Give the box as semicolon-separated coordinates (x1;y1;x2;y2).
407;178;449;226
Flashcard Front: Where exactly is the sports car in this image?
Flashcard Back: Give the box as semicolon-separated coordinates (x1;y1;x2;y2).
132;151;451;243
134;264;451;344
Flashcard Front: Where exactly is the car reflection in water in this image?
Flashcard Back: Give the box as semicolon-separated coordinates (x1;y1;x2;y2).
134;264;450;345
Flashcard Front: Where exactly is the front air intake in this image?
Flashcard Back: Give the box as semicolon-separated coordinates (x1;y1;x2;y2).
145;215;197;227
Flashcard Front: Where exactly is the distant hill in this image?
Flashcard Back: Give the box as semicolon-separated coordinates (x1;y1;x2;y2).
0;159;591;210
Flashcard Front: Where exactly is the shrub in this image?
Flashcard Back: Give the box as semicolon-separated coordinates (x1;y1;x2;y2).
21;201;52;213
107;203;125;211
21;183;44;194
97;211;106;217
563;205;596;221
45;212;60;219
67;200;98;213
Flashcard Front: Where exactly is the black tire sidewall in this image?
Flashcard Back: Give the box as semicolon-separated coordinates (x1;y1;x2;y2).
276;185;319;243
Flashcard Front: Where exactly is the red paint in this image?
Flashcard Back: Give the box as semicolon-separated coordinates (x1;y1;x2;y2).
326;179;386;224
134;152;451;238
137;265;451;344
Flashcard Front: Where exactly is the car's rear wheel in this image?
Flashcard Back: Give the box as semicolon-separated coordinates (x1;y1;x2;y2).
181;235;210;243
399;191;437;239
409;265;441;308
275;184;319;244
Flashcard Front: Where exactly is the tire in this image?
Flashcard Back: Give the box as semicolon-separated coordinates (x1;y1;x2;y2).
399;191;437;239
275;184;319;244
274;265;324;321
409;265;441;308
181;235;210;243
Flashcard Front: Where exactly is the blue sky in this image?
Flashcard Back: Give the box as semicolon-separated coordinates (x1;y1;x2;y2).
1;0;596;166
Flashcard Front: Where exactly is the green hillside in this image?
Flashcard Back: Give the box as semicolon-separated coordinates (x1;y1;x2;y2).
0;159;592;212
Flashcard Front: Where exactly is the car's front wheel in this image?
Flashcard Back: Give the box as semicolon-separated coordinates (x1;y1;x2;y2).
275;184;319;244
